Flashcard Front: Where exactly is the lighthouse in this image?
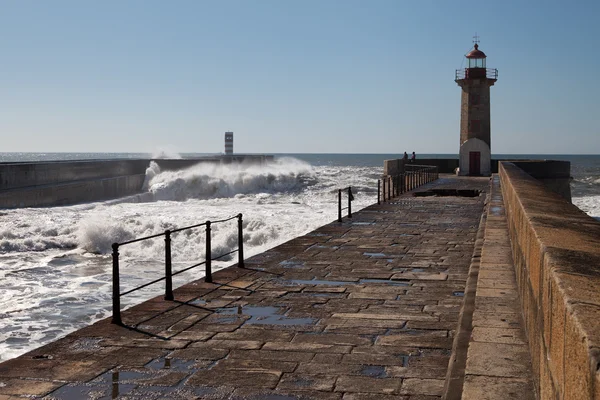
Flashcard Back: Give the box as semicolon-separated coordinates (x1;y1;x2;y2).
455;39;497;176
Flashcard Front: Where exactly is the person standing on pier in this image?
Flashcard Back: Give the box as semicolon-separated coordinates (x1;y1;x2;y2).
411;152;416;162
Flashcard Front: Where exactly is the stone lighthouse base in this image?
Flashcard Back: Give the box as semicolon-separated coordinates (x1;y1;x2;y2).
459;138;491;176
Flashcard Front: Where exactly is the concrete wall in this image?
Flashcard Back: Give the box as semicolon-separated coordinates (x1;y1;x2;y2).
0;174;146;209
0;155;273;209
0;160;150;190
499;161;600;399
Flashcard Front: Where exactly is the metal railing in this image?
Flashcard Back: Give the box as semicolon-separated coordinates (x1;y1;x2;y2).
337;186;354;222
455;68;498;80
379;165;438;203
111;213;244;325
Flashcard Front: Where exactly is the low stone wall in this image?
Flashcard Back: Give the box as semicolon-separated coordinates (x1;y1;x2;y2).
499;161;600;399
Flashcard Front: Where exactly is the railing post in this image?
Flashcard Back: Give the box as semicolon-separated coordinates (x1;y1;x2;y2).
377;179;381;205
205;221;212;283
338;189;342;222
164;230;173;301
388;176;391;199
347;187;352;218
382;177;386;202
401;172;405;193
237;213;244;268
111;243;122;325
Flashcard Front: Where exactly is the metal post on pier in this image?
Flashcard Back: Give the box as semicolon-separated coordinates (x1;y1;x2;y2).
164;230;173;301
338;189;342;221
377;180;381;205
205;221;212;283
382;178;386;202
111;243;122;325
401;173;405;194
388;176;391;199
347;187;352;218
237;214;244;268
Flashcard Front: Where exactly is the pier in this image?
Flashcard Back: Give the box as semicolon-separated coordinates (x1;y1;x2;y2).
0;162;598;399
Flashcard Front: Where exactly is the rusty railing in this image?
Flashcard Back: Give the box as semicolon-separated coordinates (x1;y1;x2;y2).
111;213;244;325
379;165;438;203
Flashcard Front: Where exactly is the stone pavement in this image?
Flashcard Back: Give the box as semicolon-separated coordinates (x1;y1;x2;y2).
0;175;526;399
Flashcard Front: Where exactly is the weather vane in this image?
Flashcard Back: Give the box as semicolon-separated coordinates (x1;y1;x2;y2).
473;33;480;45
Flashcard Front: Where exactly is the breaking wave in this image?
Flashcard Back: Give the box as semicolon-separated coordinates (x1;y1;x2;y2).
144;157;315;201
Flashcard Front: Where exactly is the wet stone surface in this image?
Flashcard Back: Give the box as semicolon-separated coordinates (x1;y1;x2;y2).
0;175;491;399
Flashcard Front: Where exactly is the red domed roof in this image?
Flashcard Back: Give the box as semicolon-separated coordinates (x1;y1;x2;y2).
466;44;486;59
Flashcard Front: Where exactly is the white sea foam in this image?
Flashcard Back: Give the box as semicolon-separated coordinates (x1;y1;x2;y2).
573;195;600;219
0;158;379;361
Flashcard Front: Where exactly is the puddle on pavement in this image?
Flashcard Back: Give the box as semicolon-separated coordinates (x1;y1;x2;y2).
304;292;346;298
189;298;207;306
360;365;387;378
217;305;315;326
290;278;409;287
360;279;410;286
453;291;465;297
47;361;224;399
308;244;339;250
363;252;386;257
47;370;143;399
352;222;375;225
279;260;306;269
145;357;197;372
392;268;425;273
290;279;356;286
489;206;503;216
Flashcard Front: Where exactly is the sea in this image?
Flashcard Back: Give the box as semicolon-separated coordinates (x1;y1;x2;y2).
0;152;599;362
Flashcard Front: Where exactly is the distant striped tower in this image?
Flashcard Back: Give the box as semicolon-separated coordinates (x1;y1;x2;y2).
455;38;497;176
224;132;233;155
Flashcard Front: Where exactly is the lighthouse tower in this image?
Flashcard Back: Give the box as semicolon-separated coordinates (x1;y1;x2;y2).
455;39;497;176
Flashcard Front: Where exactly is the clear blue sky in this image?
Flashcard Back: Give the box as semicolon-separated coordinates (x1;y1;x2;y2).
2;0;599;154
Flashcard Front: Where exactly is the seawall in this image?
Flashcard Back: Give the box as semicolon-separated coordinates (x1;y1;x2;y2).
0;155;273;209
500;161;600;399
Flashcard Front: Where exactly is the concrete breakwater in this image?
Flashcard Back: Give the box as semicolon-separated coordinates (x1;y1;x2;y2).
0;155;272;209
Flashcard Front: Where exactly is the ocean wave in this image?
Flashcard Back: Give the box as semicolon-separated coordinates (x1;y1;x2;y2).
77;217;135;254
145;157;315;201
572;195;600;219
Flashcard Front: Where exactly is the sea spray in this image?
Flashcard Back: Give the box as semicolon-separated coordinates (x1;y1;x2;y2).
142;161;161;191
77;217;135;254
145;157;314;201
